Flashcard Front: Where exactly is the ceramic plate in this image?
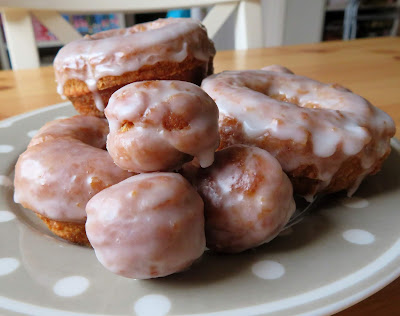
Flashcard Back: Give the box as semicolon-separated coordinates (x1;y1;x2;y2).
1;102;400;316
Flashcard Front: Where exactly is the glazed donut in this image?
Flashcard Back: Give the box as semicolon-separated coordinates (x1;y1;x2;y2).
201;66;396;199
190;145;295;253
28;115;108;148
105;80;220;173
54;18;216;117
14;116;133;245
86;173;205;279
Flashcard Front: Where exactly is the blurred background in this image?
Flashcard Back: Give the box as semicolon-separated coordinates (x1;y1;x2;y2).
0;0;398;69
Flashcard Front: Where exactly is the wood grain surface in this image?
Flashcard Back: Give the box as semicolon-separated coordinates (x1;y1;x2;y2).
0;36;399;315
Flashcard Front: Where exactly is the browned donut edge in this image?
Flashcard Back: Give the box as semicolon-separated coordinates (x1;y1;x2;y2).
36;213;91;247
62;56;214;117
218;115;391;196
289;151;390;196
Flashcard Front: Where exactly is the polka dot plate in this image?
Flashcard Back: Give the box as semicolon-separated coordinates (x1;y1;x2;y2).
1;102;400;316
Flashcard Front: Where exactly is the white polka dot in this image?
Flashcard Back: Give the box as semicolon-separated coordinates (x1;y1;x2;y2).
252;260;285;280
343;229;375;245
0;175;12;187
0;210;16;222
0;258;20;276
53;276;90;297
278;227;293;237
27;130;38;138
0;120;12;128
54;116;68;120
134;294;171;316
341;196;369;208
0;145;14;153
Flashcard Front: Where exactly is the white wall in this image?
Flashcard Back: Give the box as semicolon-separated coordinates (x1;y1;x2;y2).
282;0;326;46
212;0;326;50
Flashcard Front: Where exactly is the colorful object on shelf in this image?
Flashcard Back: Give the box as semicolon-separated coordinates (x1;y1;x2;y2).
31;14;122;43
31;15;57;42
72;14;121;36
166;10;191;18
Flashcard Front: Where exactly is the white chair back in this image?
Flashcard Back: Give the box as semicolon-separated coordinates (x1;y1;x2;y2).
0;0;263;69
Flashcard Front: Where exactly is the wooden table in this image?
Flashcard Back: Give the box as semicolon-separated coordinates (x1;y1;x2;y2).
1;37;399;315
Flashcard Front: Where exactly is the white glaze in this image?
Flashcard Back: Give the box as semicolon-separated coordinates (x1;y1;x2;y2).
28;115;108;149
14;138;132;222
14;116;132;222
85;173;205;279
54;18;216;111
201;67;396;197
194;145;296;253
261;65;294;74
105;80;220;172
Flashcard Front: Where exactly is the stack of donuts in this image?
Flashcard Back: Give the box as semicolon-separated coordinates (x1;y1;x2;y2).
14;18;395;279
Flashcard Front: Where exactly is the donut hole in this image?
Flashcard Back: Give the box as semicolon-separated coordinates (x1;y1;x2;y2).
268;93;321;109
194;145;295;253
85;173;205;278
269;94;299;106
243;82;321;109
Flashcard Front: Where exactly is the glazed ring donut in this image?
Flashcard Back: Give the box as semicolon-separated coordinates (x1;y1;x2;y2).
28;115;108;148
54;18;216;117
86;172;205;279
201;65;396;199
14;116;133;246
191;145;295;253
105;80;220;173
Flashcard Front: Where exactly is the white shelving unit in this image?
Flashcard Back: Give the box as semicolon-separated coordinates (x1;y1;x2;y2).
0;12;127;69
